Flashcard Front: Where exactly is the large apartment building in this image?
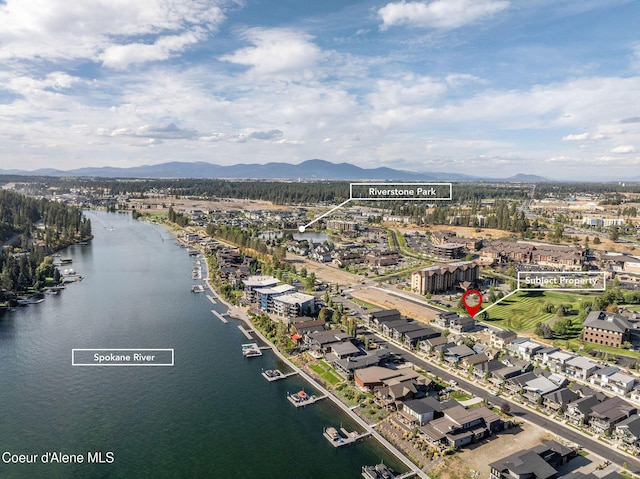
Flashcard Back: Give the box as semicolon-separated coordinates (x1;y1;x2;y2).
411;261;479;295
479;241;585;270
582;311;633;348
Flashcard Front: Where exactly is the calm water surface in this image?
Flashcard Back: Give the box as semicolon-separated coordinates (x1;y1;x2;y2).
0;211;403;478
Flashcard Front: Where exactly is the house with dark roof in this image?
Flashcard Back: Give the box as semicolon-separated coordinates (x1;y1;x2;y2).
489;440;575;479
367;309;401;329
460;353;489;370
419;336;449;354
542;388;579;414
403;327;440;348
399;396;443;426
582;310;633;348
588;396;636;435
564;395;601;426
445;344;475;364
490;329;518;349
420;405;503;449
472;359;504;381
614;414;640;451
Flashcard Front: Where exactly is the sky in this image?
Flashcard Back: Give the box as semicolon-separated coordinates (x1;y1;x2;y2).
0;0;639;180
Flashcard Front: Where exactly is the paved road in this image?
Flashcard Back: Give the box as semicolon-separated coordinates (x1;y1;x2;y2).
375;337;640;474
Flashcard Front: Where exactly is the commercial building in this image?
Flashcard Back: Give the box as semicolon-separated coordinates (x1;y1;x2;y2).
582;311;633;348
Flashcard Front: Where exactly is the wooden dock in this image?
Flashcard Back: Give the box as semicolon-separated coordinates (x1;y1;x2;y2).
261;369;298;382
324;427;370;447
287;391;327;408
241;343;262;357
206;295;217;305
211;310;228;323
238;325;254;339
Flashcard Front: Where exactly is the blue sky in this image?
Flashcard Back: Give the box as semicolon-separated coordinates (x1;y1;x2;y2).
0;0;639;179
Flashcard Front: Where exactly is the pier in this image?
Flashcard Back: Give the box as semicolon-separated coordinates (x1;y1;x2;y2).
287;390;327;408
212;310;228;324
238;325;254;339
324;427;371;447
261;369;298;382
241;343;262;357
206;294;217;305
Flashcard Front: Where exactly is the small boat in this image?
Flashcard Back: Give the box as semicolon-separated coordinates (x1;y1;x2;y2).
361;463;396;479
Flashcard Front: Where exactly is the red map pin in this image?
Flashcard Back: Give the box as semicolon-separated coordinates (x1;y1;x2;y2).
462;289;483;318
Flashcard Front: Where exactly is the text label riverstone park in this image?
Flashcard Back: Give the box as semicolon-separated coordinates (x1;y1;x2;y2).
517;271;606;291
350;182;452;201
72;349;174;366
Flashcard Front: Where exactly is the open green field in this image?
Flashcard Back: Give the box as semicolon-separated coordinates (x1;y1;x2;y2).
482;290;592;332
309;360;343;385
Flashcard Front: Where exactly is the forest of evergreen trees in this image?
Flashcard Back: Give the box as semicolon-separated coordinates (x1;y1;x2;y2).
0;190;92;296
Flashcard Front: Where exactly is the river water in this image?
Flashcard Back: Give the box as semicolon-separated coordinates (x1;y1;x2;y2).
0;210;403;478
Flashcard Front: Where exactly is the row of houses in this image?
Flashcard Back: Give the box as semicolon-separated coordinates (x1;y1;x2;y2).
353;364;505;450
364;309;443;348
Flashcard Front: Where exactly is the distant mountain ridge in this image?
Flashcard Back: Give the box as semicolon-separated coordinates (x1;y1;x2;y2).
0;159;550;182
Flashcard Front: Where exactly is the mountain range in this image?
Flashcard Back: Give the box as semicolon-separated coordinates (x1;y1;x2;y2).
0;159;550;182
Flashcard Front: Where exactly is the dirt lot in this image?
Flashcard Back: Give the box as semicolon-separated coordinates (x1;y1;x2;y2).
430;422;555;479
351;287;439;323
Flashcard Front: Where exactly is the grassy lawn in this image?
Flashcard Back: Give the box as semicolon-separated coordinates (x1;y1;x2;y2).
349;297;378;310
482;290;591;332
309;360;343;386
450;390;473;401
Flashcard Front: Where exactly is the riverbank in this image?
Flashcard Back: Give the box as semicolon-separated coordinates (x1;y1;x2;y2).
181;236;425;478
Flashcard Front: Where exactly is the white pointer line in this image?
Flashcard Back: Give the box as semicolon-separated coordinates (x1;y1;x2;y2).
301;199;352;231
480;289;520;314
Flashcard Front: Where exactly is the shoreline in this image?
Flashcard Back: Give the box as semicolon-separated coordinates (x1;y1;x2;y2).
156;215;427;476
192;242;427;478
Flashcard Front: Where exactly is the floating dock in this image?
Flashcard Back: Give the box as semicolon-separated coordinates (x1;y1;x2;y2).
241;343;262;357
261;369;298;382
238;325;254;339
212;310;228;324
206;295;217;305
324;427;370;448
287;390;327;408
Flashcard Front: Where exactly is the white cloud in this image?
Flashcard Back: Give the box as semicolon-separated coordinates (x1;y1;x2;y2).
0;0;227;65
562;133;589;141
378;0;509;30
100;31;204;69
220;28;322;79
611;145;636;154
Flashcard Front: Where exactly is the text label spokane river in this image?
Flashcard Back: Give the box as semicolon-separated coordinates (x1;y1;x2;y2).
94;353;155;363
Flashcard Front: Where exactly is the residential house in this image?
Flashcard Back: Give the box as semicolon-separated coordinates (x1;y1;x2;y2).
489;440;575;479
460;353;489;371
445;344;476;365
421;405;503;449
403;327;440;348
399;397;443;426
472;359;504;381
367;309;402;329
588;396;637;435
543;350;576;374
564;356;599;381
490;329;518;350
565;395;601;426
542;388;579;414
508;338;545;361
614;414;640;452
